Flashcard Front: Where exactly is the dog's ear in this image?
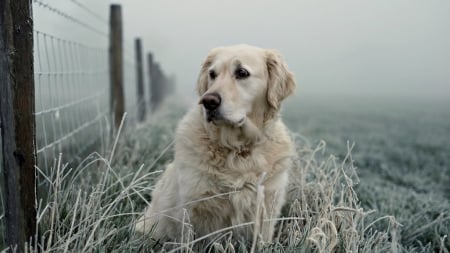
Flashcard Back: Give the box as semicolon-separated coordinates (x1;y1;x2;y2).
265;50;296;110
196;53;215;96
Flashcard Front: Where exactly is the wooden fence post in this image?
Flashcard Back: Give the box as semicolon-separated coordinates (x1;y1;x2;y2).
153;62;162;111
0;0;37;251
109;4;125;131
135;38;145;122
147;52;156;111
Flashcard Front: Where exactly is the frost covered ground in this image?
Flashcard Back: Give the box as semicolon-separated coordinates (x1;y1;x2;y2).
1;97;449;252
283;97;450;252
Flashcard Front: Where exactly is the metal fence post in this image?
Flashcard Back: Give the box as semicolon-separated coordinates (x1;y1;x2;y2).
0;0;37;251
109;4;125;131
135;38;145;122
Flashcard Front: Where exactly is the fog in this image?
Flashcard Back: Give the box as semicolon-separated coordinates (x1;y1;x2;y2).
107;0;450;101
38;0;434;102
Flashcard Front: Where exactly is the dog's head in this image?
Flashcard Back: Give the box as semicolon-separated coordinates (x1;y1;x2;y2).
197;44;295;128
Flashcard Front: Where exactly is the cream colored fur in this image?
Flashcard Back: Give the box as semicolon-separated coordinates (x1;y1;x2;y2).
135;44;296;243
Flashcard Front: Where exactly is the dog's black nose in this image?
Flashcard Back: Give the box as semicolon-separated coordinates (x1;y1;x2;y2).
200;93;221;111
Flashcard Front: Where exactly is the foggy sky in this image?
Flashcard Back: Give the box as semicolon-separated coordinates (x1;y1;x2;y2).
114;1;450;100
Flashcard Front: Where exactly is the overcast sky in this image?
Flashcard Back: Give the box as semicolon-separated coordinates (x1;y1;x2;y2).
40;0;448;101
106;0;450;101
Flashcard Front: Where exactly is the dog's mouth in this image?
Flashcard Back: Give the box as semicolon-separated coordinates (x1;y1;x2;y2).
205;109;245;127
205;109;220;123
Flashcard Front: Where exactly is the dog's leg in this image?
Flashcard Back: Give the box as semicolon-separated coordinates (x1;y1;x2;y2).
260;173;288;242
135;204;156;234
134;163;180;240
260;190;282;242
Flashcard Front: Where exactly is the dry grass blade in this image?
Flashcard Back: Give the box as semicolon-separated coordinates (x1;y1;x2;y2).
3;102;447;252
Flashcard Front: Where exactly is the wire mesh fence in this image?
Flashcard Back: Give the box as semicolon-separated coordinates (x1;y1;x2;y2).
32;0;138;170
1;0;174;248
124;42;138;125
34;30;110;169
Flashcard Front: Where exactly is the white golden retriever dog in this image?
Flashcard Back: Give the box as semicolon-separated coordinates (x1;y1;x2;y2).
135;44;296;243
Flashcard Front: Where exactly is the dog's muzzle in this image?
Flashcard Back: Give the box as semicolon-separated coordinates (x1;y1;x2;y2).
199;93;222;122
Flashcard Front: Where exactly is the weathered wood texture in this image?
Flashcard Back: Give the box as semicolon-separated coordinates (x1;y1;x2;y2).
135;38;146;122
147;53;166;111
0;0;37;251
147;52;155;110
109;4;125;131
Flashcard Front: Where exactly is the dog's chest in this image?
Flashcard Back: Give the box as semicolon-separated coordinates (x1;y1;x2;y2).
200;146;272;192
210;144;266;168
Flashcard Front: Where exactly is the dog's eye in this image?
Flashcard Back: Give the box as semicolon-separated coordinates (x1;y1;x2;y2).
235;68;250;79
209;70;217;80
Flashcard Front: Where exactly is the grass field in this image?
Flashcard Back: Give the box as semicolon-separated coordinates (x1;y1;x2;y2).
1;96;449;252
284;96;450;252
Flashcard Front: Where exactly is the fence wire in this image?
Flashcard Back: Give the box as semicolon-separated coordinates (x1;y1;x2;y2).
34;30;110;170
33;0;109;38
124;48;138;125
0;0;166;247
32;0;138;171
